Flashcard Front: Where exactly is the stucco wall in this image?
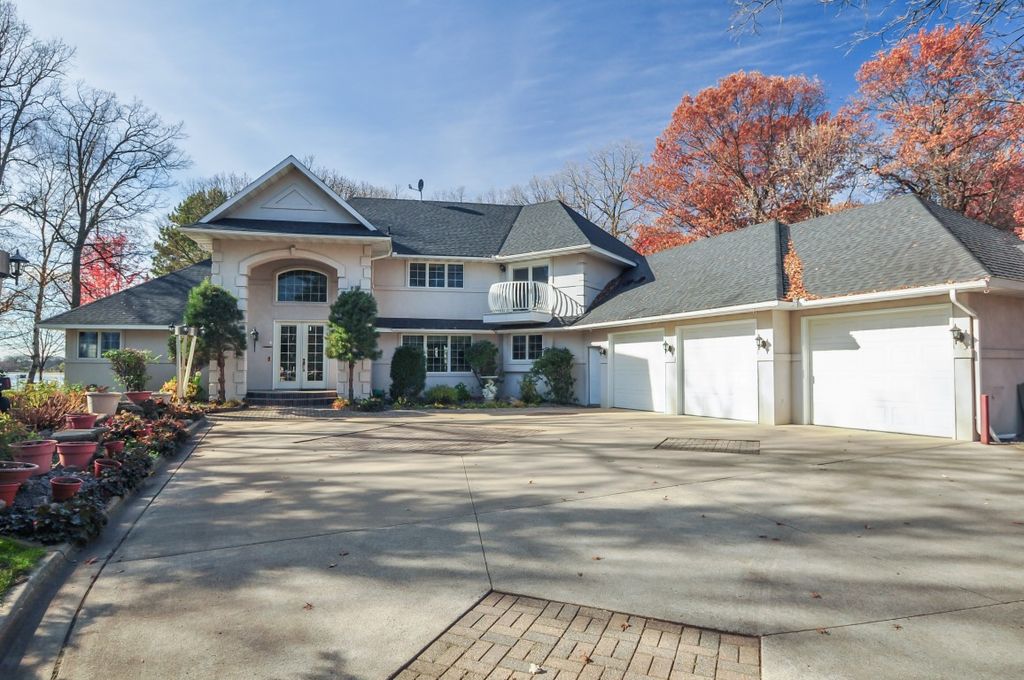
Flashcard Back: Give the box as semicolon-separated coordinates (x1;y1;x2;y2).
372;258;497;320
63;328;185;391
970;292;1024;436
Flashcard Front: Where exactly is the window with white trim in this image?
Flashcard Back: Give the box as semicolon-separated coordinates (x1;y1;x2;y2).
408;262;464;288
511;334;543;361
401;334;473;373
78;331;121;359
277;269;328;303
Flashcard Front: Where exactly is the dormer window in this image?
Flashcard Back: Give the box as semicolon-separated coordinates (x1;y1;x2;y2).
277;269;328;303
409;262;463;288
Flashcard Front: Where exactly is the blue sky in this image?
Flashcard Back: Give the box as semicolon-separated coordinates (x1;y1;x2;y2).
24;1;883;200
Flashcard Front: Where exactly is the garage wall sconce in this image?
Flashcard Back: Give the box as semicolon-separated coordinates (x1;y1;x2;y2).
250;327;260;352
949;325;968;346
662;340;675;355
755;334;771;352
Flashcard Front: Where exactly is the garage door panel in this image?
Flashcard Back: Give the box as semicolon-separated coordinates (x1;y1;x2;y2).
612;331;664;412
809;308;954;437
681;322;757;422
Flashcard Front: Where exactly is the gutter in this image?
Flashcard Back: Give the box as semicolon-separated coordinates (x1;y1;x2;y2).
794;279;991;308
546;300;796;332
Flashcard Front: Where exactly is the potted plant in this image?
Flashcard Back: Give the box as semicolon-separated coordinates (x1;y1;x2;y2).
56;441;98;469
103;439;125;456
50;476;82;501
64;412;99;430
93;458;122;476
85;384;122;418
11;439;57;475
0;460;39;485
0;481;19;508
103;348;156;404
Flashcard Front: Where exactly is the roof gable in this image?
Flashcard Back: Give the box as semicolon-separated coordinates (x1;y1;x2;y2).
201;155;377;230
499;201;638;264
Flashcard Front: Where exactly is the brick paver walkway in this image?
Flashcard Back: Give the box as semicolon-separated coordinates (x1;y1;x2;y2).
396;592;760;680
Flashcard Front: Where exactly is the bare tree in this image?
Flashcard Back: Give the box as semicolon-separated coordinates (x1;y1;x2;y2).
431;186;467;201
300;155;401;199
730;0;1024;53
50;84;189;307
0;1;73;216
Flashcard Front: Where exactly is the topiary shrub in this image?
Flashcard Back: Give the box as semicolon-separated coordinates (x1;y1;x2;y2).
390;345;426;400
104;348;156;392
424;384;459;405
454;382;472;403
529;347;576;404
466;340;500;385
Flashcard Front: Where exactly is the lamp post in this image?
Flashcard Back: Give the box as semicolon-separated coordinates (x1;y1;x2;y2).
0;248;29;295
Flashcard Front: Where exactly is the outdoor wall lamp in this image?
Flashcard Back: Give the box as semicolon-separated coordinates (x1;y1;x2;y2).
598;347;607;357
0;249;28;284
250;327;260;352
662;340;675;355
950;325;967;346
755;334;771;352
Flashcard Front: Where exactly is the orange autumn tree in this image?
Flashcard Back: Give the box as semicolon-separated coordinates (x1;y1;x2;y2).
630;71;863;254
853;25;1024;232
80;233;146;304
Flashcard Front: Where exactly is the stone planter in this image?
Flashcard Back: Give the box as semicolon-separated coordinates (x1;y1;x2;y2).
86;391;122;418
10;440;57;476
56;441;98;469
0;461;39;486
64;412;99;430
0;481;19;508
125;391;152;405
50;476;82;501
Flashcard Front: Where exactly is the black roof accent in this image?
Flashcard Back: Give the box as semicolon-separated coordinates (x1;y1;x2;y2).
187;218;389;239
41;261;212;328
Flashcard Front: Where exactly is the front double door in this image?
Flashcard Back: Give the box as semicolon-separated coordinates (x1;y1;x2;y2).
274;322;327;389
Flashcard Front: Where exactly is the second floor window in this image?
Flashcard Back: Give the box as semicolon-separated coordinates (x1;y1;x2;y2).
277;270;328;303
409;262;464;288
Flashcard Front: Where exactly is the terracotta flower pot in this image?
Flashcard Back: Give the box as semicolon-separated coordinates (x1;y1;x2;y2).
125;391;152;405
104;440;126;456
94;458;122;477
57;441;98;469
11;440;57;476
86;391;122;418
65;413;99;430
0;461;39;486
50;476;82;501
0;481;19;509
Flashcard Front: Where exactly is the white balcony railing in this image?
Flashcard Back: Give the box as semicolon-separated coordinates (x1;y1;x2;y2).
488;280;555;314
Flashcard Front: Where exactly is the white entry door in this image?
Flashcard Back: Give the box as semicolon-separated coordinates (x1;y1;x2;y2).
680;321;758;421
612;330;665;412
807;307;954;437
274;322;328;389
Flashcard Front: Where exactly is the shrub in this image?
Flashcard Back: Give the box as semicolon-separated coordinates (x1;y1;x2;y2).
529;347;576;404
105;412;149;441
352;396;388;412
331;397;350;411
424;384;459;405
104;349;156;392
0;413;31;461
390;345;426;400
466;340;500;384
8;383;86;431
454;382;472;403
161;372;205;402
519;375;542;405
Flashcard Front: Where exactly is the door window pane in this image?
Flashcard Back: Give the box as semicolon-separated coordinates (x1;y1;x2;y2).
78;332;99;359
428;264;446;287
306;325;324;382
409;263;426;287
450;336;471;372
512;335;526;361
100;332;121;353
401;335;425;351
512;267;529;282
447;264;464;288
426;335;448;372
278;325;297;382
531;266;549;284
277;270;328;302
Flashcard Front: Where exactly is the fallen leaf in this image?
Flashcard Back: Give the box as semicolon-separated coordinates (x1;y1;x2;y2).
528;480;534;484
328;563;337;569
577;572;583;577
811;592;822;599
620;622;631;631
577;490;584;494
84;557;98;565
303;602;314;611
758;535;768;539
663;496;669;501
580;653;592;663
816;628;830;635
770;538;781;542
339;552;349;557
864;524;872;530
592;556;603;561
892;624;903;630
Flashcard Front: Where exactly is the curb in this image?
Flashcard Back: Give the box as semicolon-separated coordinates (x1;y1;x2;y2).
0;416;210;652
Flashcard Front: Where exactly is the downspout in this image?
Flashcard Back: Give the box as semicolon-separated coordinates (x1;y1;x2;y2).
950;288;982;440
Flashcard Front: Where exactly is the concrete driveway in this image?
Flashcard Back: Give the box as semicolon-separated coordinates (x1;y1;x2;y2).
7;409;1024;679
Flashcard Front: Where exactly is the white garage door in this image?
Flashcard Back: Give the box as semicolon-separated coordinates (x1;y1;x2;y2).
808;307;954;437
612;330;665;412
681;321;758;421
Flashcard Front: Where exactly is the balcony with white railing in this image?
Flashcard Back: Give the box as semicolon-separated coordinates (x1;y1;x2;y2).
483;280;583;324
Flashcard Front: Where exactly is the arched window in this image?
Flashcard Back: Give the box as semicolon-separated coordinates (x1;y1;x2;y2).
277;269;328;303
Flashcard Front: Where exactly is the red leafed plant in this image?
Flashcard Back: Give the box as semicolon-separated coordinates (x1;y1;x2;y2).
80;233;147;304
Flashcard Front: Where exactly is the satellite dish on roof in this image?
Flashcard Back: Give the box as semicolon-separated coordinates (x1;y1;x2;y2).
408;178;424;200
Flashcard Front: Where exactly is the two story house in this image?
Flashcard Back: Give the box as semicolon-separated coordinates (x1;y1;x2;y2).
43;156;1024;441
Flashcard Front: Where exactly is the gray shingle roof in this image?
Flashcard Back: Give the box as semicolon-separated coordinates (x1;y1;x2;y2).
41;261;212;328
574;220;786;326
188;218;389;239
499;201;639;263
